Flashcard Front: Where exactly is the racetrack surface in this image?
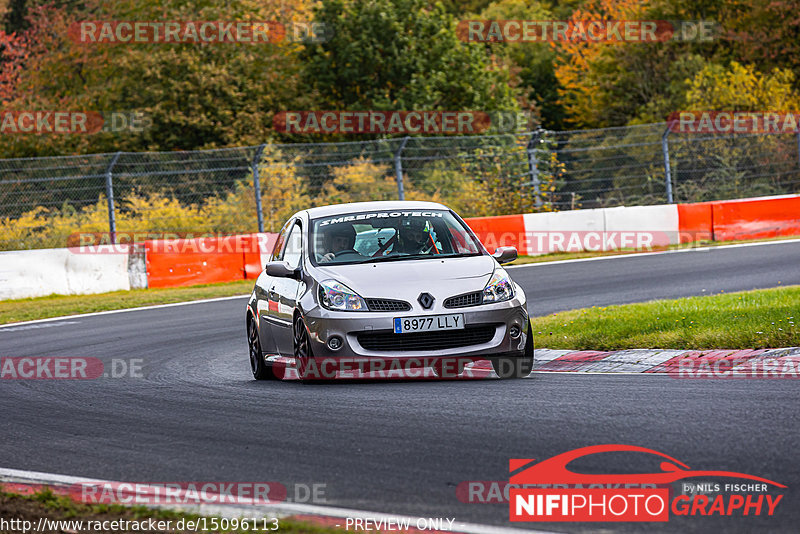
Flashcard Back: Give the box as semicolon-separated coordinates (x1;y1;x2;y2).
2;240;800;533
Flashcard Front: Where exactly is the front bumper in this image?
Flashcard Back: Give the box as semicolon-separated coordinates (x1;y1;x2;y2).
303;297;529;362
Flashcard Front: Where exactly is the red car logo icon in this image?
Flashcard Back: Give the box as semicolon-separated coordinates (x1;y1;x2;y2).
510;444;785;487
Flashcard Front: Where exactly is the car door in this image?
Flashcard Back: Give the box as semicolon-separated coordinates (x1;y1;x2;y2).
270;220;305;356
257;220;291;355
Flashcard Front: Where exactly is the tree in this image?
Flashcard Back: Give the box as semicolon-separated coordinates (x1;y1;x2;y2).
553;0;653;128
684;61;800;111
0;0;315;157
301;0;517;136
315;158;398;205
476;0;566;130
724;0;800;85
256;147;311;232
0;28;25;104
438;0;494;17
551;0;757;127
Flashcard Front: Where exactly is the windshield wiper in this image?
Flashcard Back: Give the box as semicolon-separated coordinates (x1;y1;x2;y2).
445;252;483;258
355;252;481;264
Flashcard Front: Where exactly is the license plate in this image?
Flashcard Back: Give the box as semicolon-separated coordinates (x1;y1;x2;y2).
394;314;464;334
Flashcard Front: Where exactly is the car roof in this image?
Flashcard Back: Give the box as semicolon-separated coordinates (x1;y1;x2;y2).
302;201;448;219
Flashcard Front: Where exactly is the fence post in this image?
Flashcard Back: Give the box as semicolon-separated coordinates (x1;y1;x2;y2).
105;152;122;244
526;130;543;209
796;130;800;170
662;125;674;204
252;144;266;233
394;136;410;201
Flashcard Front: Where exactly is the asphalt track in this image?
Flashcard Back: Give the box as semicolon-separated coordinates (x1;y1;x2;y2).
2;240;800;533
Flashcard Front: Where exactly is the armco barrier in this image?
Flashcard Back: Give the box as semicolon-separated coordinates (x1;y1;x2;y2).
462;214;525;254
520;208;605;255
710;195;800;241
677;202;713;243
145;233;278;289
145;236;246;289
1;195;798;299
515;205;677;255
602;204;679;247
467;194;799;257
0;247;130;300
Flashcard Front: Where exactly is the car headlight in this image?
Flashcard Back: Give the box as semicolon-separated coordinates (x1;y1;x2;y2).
483;269;515;303
318;280;368;311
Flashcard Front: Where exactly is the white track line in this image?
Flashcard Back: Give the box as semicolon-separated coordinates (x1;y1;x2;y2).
0;467;553;534
531;370;671;376
0;294;250;329
506;237;800;269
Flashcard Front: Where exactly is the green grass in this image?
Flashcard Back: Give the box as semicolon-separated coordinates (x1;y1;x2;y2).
0;279;253;325
2;489;342;533
532;285;800;350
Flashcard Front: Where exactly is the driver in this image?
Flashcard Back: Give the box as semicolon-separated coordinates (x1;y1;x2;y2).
320;224;357;262
397;218;436;255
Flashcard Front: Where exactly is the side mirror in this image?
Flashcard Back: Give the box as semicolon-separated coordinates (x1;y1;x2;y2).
492;246;518;265
265;261;301;279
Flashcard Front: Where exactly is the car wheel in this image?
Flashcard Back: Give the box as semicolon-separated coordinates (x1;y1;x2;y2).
492;323;534;379
248;316;276;380
294;315;316;381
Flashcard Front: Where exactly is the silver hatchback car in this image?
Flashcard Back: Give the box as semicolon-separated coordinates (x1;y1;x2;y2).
246;201;532;380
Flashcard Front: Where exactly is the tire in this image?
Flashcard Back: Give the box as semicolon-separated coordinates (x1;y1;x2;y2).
248;316;277;380
293;315;316;381
492;323;534;379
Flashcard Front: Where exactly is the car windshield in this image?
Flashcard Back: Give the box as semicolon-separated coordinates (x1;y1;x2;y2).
311;209;483;265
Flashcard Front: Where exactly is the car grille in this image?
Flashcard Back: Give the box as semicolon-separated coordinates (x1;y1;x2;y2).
365;298;412;312
443;291;483;308
357;325;497;352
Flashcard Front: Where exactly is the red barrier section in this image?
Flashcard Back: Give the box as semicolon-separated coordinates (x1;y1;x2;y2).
139;195;797;289
464;214;525;254
242;234;262;280
711;195;800;241
243;233;279;279
677;202;713;243
145;234;257;289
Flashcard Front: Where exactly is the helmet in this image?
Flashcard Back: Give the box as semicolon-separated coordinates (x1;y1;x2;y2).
326;224;356;249
402;218;429;244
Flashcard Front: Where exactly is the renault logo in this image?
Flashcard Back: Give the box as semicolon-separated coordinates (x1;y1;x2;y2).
418;292;435;309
